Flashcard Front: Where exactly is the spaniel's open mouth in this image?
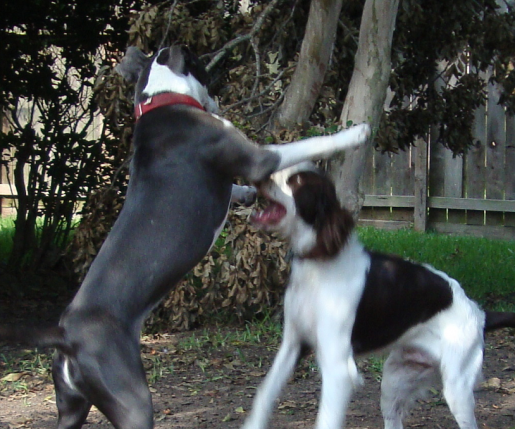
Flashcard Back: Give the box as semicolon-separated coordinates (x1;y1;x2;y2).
250;199;287;227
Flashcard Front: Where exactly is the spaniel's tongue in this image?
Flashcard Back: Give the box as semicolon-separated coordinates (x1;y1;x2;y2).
251;202;286;226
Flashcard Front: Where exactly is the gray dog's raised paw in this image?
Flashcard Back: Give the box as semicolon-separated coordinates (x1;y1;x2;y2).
231;184;257;206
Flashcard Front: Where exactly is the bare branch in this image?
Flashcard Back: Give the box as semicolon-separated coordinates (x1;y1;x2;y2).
221;65;294;113
206;0;282;72
248;93;285;119
250;37;262;102
338;20;358;46
158;0;180;50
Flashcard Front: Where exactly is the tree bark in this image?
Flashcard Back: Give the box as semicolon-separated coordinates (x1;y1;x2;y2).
272;0;343;129
328;0;400;218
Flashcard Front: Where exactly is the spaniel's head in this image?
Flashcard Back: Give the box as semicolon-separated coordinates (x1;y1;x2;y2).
251;162;355;259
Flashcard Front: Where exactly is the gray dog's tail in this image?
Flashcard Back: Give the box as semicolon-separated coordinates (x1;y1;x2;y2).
484;311;515;332
0;324;72;354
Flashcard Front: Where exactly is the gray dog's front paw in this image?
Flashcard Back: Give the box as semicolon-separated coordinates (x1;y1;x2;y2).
231;184;257;206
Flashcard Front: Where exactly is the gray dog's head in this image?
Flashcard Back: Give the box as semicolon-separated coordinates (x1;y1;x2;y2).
115;46;218;113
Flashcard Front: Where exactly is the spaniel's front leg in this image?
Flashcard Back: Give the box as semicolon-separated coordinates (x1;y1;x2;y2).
242;322;302;429
315;326;360;429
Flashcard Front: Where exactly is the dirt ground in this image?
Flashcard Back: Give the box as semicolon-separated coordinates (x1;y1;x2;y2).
1;324;515;429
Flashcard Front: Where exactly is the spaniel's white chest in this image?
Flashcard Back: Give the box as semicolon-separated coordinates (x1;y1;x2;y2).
285;267;321;343
284;242;371;347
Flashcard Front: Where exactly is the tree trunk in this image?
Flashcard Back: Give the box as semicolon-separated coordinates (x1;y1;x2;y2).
272;0;343;129
328;0;400;218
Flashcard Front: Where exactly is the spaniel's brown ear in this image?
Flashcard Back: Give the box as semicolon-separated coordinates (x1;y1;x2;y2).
289;172;338;229
318;208;355;258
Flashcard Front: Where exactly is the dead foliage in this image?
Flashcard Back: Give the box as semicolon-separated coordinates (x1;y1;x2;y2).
70;187;125;280
145;208;290;332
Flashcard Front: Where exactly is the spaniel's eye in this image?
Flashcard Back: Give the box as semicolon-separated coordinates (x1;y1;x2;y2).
287;174;303;188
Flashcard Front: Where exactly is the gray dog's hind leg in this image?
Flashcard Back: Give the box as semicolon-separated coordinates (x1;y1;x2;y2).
53;334;154;429
53;354;92;429
82;350;153;429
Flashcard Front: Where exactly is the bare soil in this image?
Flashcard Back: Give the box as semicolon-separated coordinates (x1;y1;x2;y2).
1;326;515;429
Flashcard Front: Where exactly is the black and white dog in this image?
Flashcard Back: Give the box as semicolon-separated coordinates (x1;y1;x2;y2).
0;47;369;429
246;162;515;429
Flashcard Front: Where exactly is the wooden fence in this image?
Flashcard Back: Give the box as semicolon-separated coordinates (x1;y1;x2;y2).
360;81;515;240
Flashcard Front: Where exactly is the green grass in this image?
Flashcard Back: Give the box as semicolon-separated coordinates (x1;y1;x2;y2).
178;314;283;352
358;227;515;311
0;350;53;392
0;217;15;264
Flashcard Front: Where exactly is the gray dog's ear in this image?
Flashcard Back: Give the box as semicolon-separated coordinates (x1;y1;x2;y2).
115;46;150;83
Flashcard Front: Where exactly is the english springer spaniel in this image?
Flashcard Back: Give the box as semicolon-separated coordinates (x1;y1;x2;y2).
244;162;515;429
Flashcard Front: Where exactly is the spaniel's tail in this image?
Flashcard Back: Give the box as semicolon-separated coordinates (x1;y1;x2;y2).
484;311;515;332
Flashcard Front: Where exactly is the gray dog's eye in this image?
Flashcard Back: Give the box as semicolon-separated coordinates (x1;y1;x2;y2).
156;49;170;65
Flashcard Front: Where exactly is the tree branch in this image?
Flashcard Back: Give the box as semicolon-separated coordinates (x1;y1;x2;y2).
221;66;294;113
158;0;179;50
206;0;282;72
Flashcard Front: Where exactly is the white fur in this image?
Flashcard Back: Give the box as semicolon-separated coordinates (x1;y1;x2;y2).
243;167;487;429
63;357;78;391
142;56;218;113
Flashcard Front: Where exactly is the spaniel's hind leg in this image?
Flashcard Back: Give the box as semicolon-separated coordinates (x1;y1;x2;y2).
440;347;483;429
380;348;438;429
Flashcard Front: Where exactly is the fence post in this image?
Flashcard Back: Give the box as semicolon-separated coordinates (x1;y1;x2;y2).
414;137;428;231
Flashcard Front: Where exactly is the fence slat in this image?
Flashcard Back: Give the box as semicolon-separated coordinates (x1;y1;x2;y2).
465;101;487;226
505;114;515;227
428;127;447;224
361;144;375;195
414;138;428;231
374;150;391;195
371;149;393;220
486;82;506;226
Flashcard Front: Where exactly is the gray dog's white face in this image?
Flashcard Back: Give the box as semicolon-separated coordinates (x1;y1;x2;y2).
116;46;218;113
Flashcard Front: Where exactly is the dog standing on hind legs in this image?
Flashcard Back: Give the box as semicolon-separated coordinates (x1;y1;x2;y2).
0;46;369;429
245;162;515;429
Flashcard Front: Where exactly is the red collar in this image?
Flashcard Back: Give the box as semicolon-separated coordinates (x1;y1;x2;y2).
134;93;205;120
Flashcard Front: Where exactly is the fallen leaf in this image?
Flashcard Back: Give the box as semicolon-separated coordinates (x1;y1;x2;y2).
278;400;296;409
2;372;29;382
482;377;501;390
